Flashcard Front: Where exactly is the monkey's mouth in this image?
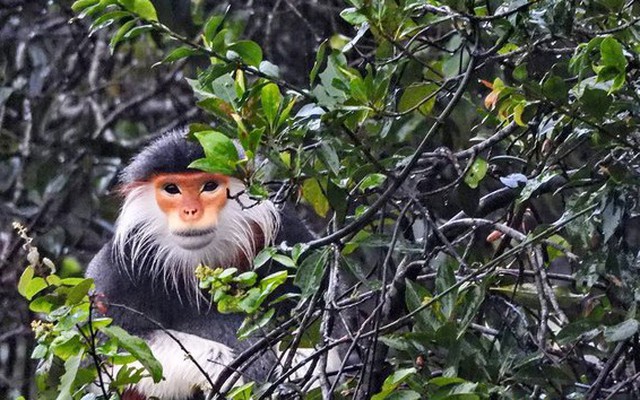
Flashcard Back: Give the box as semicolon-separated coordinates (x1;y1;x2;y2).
171;227;217;250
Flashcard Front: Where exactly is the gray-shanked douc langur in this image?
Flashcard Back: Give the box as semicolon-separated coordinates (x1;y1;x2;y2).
86;130;320;399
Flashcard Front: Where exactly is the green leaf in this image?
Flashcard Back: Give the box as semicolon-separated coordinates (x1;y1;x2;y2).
218;267;238;283
260;270;288;290
210;73;238;106
52;333;84;360
76;1;108;19
18;266;34;298
329;34;350;51
302;178;329;217
254;247;277;268
238;126;264;157
513;64;528;81
291;243;309;263
112;365;145;387
405;279;436;332
197;97;234;120
227;41;263;67
234;69;246;98
436;260;457;320
385;367;417;386
429;376;466;386
237;309;275;340
190;130;240;175
61;277;86;286
102;326;163;383
604;319;639;342
124;24;153;40
546;234;571;261
204;15;225;43
25;277;48;301
518;169;558;203
542;75;568;103
189;157;236;176
89;11;132;33
600;36;627;70
457;285;484;339
272;254;296;268
31;344;48;360
65;278;94;306
317;142;340;176
109;18;138;53
30;295;57;313
56;349;84;400
201;129;239;161
118;0;158;21
358;173;387;192
227;381;255;400
310;40;328;85
371;368;417;400
294;249;329;299
235;271;258;287
386;391;422;400
276;97;296;128
596;37;627;92
261;83;282;128
464;158;488;189
579;87;612;119
340;7;368;25
154;46;200;67
349;76;368;103
599;0;624;10
398;83;438;114
71;0;99;12
210;28;230;53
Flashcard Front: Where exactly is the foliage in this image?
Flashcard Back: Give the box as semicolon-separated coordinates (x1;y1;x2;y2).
13;223;163;399
5;0;640;398
195;264;288;314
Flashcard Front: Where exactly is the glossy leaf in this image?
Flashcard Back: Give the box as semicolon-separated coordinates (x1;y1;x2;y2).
464;158;488;189
118;0;157;21
109;18;138;53
56;350;84;400
261;83;282;128
102;326;163;383
302;178;329;217
227;41;263;67
71;0;99;12
399;83;438;114
190;130;240;175
294;249;329;299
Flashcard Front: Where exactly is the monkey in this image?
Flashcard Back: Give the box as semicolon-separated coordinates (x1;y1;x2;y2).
86;129;317;399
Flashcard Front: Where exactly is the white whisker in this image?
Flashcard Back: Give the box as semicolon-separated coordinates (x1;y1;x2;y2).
111;178;280;306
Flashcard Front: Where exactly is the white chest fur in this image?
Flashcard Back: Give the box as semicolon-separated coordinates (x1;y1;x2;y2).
131;329;238;399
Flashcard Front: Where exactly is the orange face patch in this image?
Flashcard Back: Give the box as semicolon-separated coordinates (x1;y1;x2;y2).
153;172;229;232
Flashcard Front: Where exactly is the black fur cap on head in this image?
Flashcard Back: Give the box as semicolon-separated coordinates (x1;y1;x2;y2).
120;130;205;184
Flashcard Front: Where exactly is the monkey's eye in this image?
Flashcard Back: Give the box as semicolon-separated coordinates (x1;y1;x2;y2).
202;181;219;192
163;183;180;194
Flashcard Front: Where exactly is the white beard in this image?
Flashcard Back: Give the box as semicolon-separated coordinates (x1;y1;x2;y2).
112;177;280;305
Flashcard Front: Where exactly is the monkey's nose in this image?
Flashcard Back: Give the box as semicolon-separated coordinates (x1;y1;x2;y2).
181;208;200;220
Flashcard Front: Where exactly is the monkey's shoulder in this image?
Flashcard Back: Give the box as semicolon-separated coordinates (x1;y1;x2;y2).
86;241;131;292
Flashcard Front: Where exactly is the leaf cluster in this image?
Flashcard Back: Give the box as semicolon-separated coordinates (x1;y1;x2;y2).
25;0;640;398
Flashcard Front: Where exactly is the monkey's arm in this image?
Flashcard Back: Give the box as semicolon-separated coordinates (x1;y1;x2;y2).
86;242;170;333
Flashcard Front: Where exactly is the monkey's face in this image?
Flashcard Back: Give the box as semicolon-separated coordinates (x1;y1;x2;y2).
153;172;229;250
